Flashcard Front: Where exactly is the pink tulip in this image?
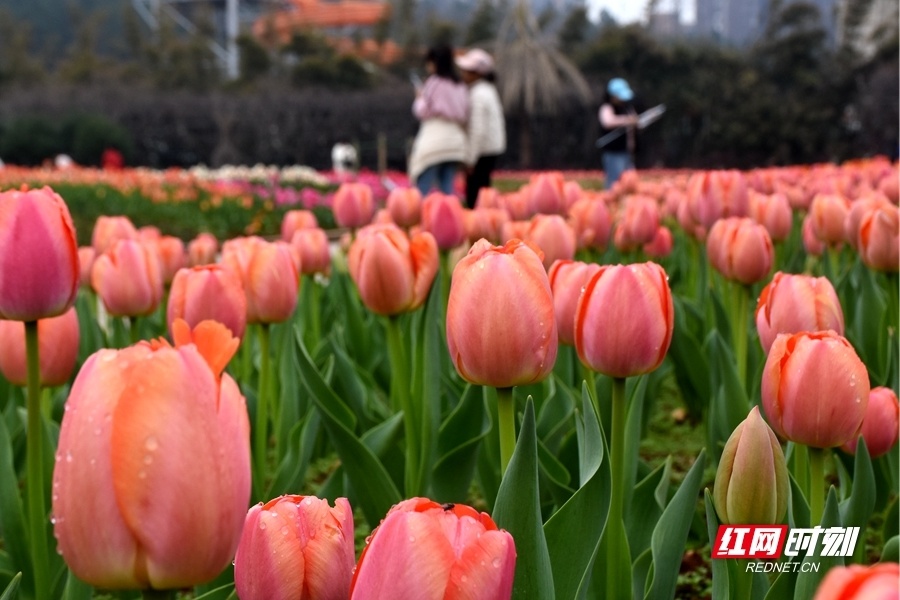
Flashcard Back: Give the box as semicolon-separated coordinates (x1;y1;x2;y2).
568;197;613;251
812;563;900;600
614;195;660;251
281;209;319;242
155;236;187;285
223;239;299;324
526;214;576;270
802;213;825;256
706;217;774;285
0;186;79;321
687;170;749;230
234;496;354;600
474;187;502;210
386;187;423;229
761;331;869;448
563;180;584;212
500;220;531;244
167;265;247;340
91;215;138;255
643;226;674;258
858;204;899;272
350;498;515;600
421;192;467;251
810;193;851;245
527;171;567;215
290;228;332;276
91;239;164;317
52;320;250;590
332;182;375;229
842;387;899;458
348;224;438;316
0;307;79;387
188;233;218;267
574;262;674;378
447;239;557;387
748;190;793;242
548;260;601;346
138;226;161;243
844;196;889;250
78;247;96;288
465;208;509;245
755;272;844;354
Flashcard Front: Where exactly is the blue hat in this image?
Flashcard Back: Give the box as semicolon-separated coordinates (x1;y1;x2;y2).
607;78;633;101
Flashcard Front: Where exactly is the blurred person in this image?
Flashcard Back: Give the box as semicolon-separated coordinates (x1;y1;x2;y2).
456;48;506;209
598;78;639;189
408;44;469;196
101;147;124;170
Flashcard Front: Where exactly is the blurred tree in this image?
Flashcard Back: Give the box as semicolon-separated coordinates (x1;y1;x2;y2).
0;10;45;85
464;0;499;46
58;8;103;83
238;34;271;83
495;0;591;167
557;4;590;55
426;18;458;46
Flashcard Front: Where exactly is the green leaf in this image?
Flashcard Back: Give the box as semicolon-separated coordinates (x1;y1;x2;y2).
477;388;500;510
411;282;443;499
538;438;575;506
883;496;899;548
704;490;730;600
839;439;875;563
192;582;237;600
668;296;711;418
788;473;811;529
432;384;489;503
544;383;611;600
0;573;21;600
623;375;649;511
268;411;321;497
793;487;844;600
707;331;750;461
0;417;30;598
626;459;672;560
643;449;707;600
492;399;555;600
275;321;303;460
295;335;401;527
882;535;899;562
61;570;92;600
764;570;796;600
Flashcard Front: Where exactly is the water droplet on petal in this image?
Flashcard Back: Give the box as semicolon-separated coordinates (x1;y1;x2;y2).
138;470;147;479
65;451;73;463
281;526;290;536
461;575;468;583
492;558;502;568
408;536;415;543
143;455;153;465
259;521;267;530
144;436;159;451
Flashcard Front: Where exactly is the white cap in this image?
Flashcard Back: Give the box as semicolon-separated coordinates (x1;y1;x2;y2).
456;49;495;75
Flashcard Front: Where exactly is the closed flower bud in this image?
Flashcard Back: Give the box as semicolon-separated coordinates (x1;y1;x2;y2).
574;262;674;378
841;387;899;458
223;239;299;324
755;272;844;354
0;307;79;387
78;246;96;289
188;233;218;267
706;217;774;285
0;186;79;321
421;192;467;251
281;209;319;242
713;407;788;525
386;187;423;229
235;496;355;600
290;228;332;276
447;239;557;387
748;190;793;242
810;193;851;246
332;182;375;229
643;225;674;258
350;498;516;600
858;204;899;272
167;265;247;340
527;171;567;215
91;240;164;317
526;214;576;270
92;215;138;255
548;260;601;346
761;331;869;448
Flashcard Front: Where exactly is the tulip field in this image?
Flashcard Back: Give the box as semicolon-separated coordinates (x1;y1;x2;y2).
0;158;897;600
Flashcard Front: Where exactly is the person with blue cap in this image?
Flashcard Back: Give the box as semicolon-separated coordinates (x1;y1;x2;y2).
598;77;639;188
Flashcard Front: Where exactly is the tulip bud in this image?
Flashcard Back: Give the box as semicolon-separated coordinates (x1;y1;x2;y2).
350;498;516;600
643;225;674;258
812;563;900;600
0;187;79;321
761;331;869;448
568;197;612;251
52;319;250;590
421;192;467;251
841;387;899;458
802;213;825;256
167;265;247;340
235;496;355;600
706;217;774;285
810;193;851;245
91;240;164;318
332;182;375;229
748;190;792;242
713;407;788;525
526;214;576;270
386;187;423;229
0;307;79;387
348;224;438;316
447;239;557;387
188;233;218;267
858;204;899;272
843;196;889;251
155;236;187;285
223;239;299;324
548;259;600;346
91;215;138;255
527;171;566;215
574;262;673;378
614;195;660;251
755;272;844;354
280;209;319;242
78;246;96;289
290;228;332;276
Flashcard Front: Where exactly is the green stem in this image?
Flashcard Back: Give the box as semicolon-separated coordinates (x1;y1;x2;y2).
734;283;749;392
440;252;451;316
793;443;809;512
309;277;322;348
129;316;140;345
734;560;754;600
25;321;50;600
607;376;628;600
827;246;841;281
496;387;516;474
253;324;271;495
385;317;418;495
241;326;253;382
141;589;175;600
808;446;826;526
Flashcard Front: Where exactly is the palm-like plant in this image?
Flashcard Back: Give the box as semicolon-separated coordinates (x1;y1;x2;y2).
494;0;592;167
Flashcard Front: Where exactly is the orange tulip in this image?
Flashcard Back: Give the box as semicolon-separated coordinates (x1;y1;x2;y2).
290;228;332;276
0;307;79;387
91;215;138;255
812;563;900;600
348;224;438;316
154;236;187;285
447;239;557;387
802;213;825;257
568;197;612;251
858;204;899;272
188;233;218;267
548;259;601;346
706;217;774;285
748;190;792;242
755;272;844;354
574;262;673;378
332;182;375;229
842;387;899;458
91;239;164;317
167;265;247;339
421;192;467;251
761;331;869;448
280;209;319;242
809;193;851;245
686;170;749;230
52;320;251;590
386;187;423;229
843;195;889;251
0;186;79;321
223;239;299;324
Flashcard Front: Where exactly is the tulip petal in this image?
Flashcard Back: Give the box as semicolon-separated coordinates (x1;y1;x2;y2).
235;503;306;600
171;318;240;381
